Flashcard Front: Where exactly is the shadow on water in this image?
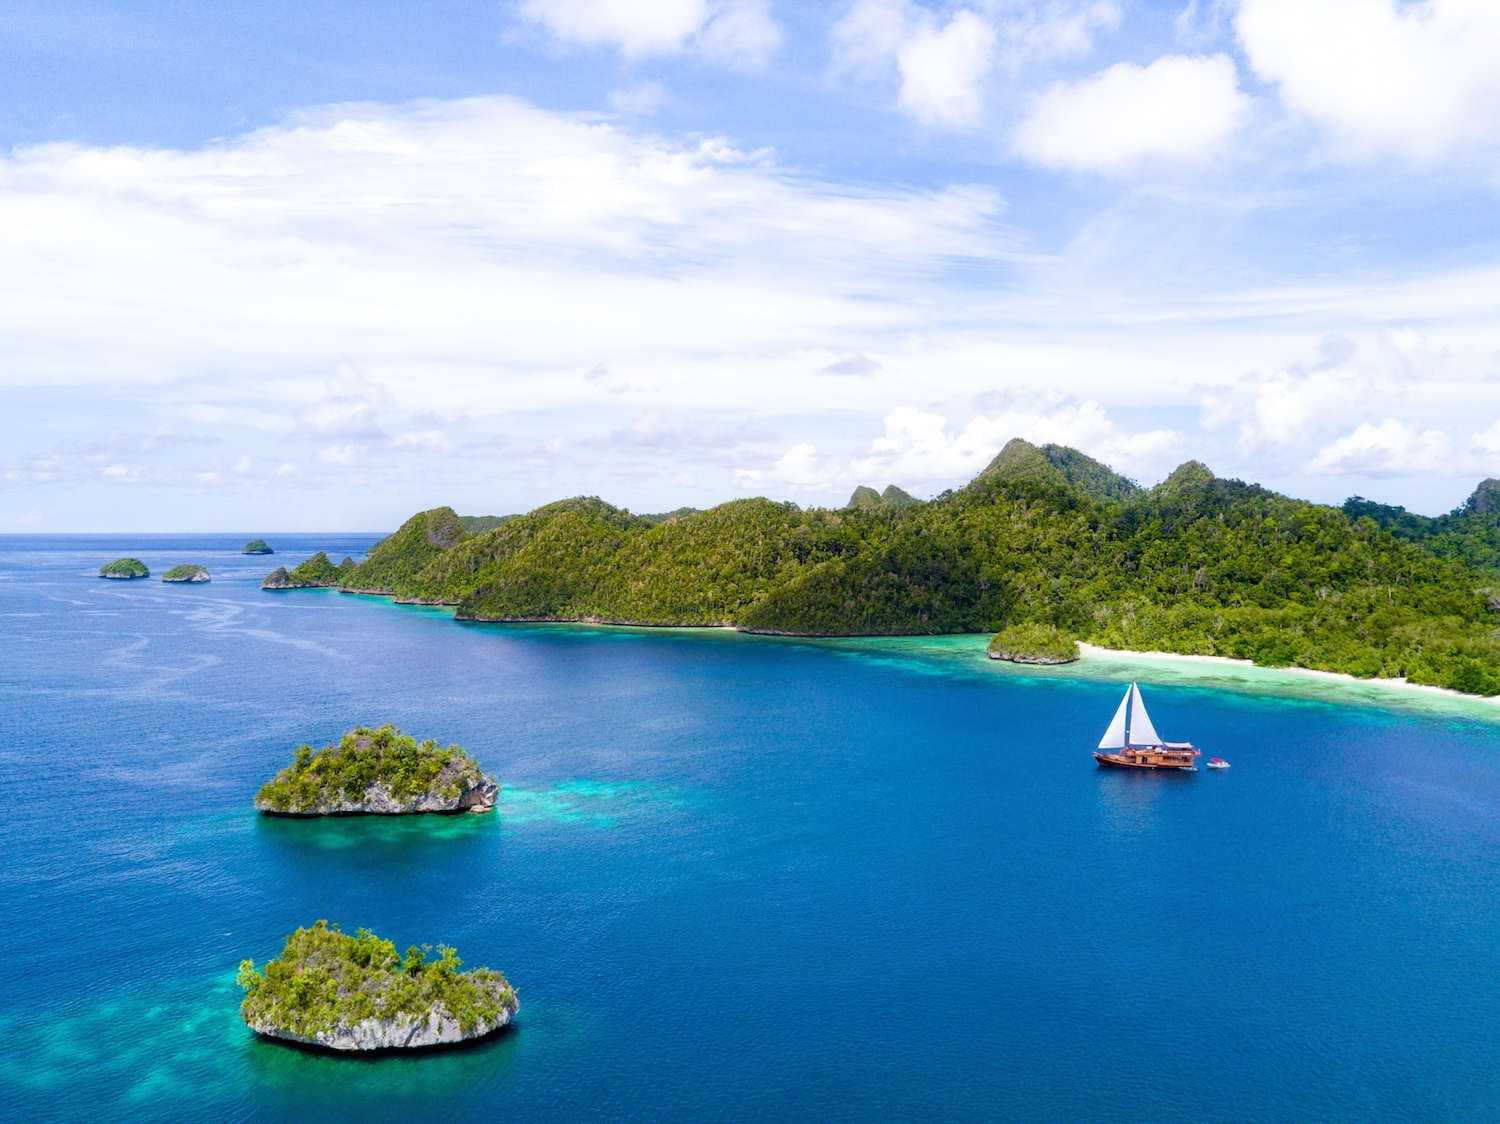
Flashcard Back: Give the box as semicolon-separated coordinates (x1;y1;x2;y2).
241;1017;522;1118
245;1021;519;1061
253;809;502;851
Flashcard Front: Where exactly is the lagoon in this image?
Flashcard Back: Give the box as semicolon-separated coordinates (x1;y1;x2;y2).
3;534;1500;1122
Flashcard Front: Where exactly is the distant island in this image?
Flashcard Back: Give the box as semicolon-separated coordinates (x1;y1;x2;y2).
987;623;1079;664
162;564;210;583
255;724;498;815
261;551;354;589
242;540;274;554
238;921;518;1051
100;558;149;579
263;438;1500;696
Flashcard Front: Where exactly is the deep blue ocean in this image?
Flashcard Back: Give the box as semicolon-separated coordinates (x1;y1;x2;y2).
4;535;1500;1122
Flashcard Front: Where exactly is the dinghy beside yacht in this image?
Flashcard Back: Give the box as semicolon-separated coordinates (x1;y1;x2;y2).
1093;682;1201;771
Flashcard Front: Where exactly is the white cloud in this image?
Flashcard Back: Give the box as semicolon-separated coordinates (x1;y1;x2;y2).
833;2;995;128
844;401;1175;496
1471;420;1500;460
1218;368;1373;451
897;11;997;126
519;0;708;55
0;96;1004;408
1015;53;1249;172
994;0;1122;63
390;430;452;454
316;445;362;466
1306;420;1454;476
8;90;1500;524
519;0;780;64
698;1;782;66
1237;0;1500;160
735;442;845;492
297;369;388;440
833;1;1121;127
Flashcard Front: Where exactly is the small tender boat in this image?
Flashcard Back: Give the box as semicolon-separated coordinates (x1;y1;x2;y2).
1206;758;1230;770
1093;682;1201;771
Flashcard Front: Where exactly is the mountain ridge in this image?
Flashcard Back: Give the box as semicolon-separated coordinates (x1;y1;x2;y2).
279;439;1500;695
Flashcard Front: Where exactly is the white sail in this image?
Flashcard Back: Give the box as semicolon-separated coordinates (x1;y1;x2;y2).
1127;682;1162;746
1098;686;1130;749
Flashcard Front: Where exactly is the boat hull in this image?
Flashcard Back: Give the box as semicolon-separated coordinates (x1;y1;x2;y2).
1093;749;1199;772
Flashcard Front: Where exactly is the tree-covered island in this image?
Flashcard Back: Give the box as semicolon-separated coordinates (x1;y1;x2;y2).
238;921;518;1051
99;558;149;579
162;564;210;583
266;439;1500;695
242;540;274;554
987;622;1079;664
261;551;355;589
255;724;498;815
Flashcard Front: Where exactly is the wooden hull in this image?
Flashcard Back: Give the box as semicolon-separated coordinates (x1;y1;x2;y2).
1094;749;1199;772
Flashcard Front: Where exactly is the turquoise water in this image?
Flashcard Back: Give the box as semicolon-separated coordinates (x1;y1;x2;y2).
4;535;1500;1122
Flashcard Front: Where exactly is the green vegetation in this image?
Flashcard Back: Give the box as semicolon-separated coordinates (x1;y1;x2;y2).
238;921;516;1039
988;622;1079;663
637;507;702;524
255;724;491;813
846;484;922;509
162;563;210;583
242;539;274;554
99;558;149;579
459;514;520;534
278;437;1500;695
261;551;354;589
1344;480;1500;582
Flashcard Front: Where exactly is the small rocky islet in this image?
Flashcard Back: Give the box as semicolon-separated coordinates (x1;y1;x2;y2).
255;723;498;815
162;564;211;583
261;551;355;589
242;539;274;554
238;921;518;1051
987;622;1079;665
99;557;149;579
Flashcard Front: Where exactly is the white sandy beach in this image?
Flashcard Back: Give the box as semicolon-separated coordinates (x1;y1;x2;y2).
1073;641;1500;718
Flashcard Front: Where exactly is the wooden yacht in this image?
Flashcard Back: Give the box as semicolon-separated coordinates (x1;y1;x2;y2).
1093;682;1200;771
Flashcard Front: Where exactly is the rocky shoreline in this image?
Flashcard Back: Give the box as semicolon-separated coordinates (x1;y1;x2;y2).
254;724;499;815
238;921;518;1053
255;764;498;815
247;1000;516;1051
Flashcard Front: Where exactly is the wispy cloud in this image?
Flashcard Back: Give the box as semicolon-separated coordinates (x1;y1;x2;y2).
5;88;1500;524
518;0;781;66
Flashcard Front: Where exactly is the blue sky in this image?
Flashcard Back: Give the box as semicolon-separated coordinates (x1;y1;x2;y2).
3;0;1500;530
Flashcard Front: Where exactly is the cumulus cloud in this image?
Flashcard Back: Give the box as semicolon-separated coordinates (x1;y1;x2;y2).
835;1;994;127
296;367;389;440
1014;53;1249;172
1306;420;1454;476
820;354;882;377
735;442;846;492
896;11;997;126
833;0;1120;127
847;401;1174;491
1237;0;1500;160
519;0;780;64
732;400;1175;501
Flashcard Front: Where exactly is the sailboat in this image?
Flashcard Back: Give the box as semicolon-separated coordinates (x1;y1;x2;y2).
1093;682;1201;771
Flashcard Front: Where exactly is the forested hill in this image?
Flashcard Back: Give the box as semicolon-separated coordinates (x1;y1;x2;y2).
321;438;1500;695
1343;478;1500;580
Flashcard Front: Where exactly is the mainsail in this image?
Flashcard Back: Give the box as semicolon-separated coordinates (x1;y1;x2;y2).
1098;686;1130;749
1127;682;1162;746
